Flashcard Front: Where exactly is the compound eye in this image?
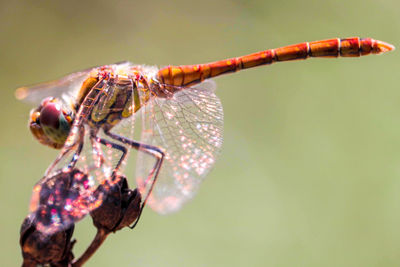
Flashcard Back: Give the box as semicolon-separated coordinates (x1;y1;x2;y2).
40;102;63;129
40;96;55;108
29;97;73;149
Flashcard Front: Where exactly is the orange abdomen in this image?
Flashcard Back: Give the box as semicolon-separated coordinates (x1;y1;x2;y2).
157;37;394;88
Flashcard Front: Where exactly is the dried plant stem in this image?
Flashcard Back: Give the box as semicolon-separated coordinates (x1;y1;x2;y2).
21;259;36;267
72;228;110;267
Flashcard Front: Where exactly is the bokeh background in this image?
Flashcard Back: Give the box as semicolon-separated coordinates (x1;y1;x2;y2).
1;0;399;266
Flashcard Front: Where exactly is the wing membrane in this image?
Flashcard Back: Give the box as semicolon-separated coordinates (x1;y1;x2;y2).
15;70;91;104
29;80;136;234
136;80;224;214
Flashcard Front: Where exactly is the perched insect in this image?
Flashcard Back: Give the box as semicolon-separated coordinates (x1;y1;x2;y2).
16;37;394;234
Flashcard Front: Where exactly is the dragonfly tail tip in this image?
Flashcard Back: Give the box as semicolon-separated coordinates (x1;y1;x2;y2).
373;40;395;54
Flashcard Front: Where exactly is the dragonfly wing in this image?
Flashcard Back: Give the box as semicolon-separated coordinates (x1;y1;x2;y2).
136;80;224;214
29;80;136;234
15;70;92;105
29;127;108;234
16;62;133;105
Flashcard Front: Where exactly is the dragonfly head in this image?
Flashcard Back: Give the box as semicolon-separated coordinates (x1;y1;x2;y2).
29;97;74;149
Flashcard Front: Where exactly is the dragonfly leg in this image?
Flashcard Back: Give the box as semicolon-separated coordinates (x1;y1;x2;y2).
104;130;165;229
89;130;128;174
44;77;109;176
45;126;85;176
89;129;105;169
66;138;84;170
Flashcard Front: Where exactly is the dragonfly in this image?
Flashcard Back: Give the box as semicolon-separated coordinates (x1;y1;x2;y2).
16;37;394;234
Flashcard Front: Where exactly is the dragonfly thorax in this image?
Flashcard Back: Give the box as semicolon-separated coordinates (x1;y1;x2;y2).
75;69;151;132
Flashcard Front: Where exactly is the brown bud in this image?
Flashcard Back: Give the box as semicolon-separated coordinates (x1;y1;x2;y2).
90;174;141;232
20;214;75;266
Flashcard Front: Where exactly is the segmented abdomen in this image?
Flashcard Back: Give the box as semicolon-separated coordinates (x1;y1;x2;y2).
157;37;393;88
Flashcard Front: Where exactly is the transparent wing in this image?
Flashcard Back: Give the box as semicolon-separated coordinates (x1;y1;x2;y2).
136;80;224;214
28;80;136;234
15;62;134;105
15;70;92;104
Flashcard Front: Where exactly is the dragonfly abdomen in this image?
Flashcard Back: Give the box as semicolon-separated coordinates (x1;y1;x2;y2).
157;37;394;88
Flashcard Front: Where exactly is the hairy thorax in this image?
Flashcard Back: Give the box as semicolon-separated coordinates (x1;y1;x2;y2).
74;65;155;132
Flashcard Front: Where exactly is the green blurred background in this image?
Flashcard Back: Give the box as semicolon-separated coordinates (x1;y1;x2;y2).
1;0;399;266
